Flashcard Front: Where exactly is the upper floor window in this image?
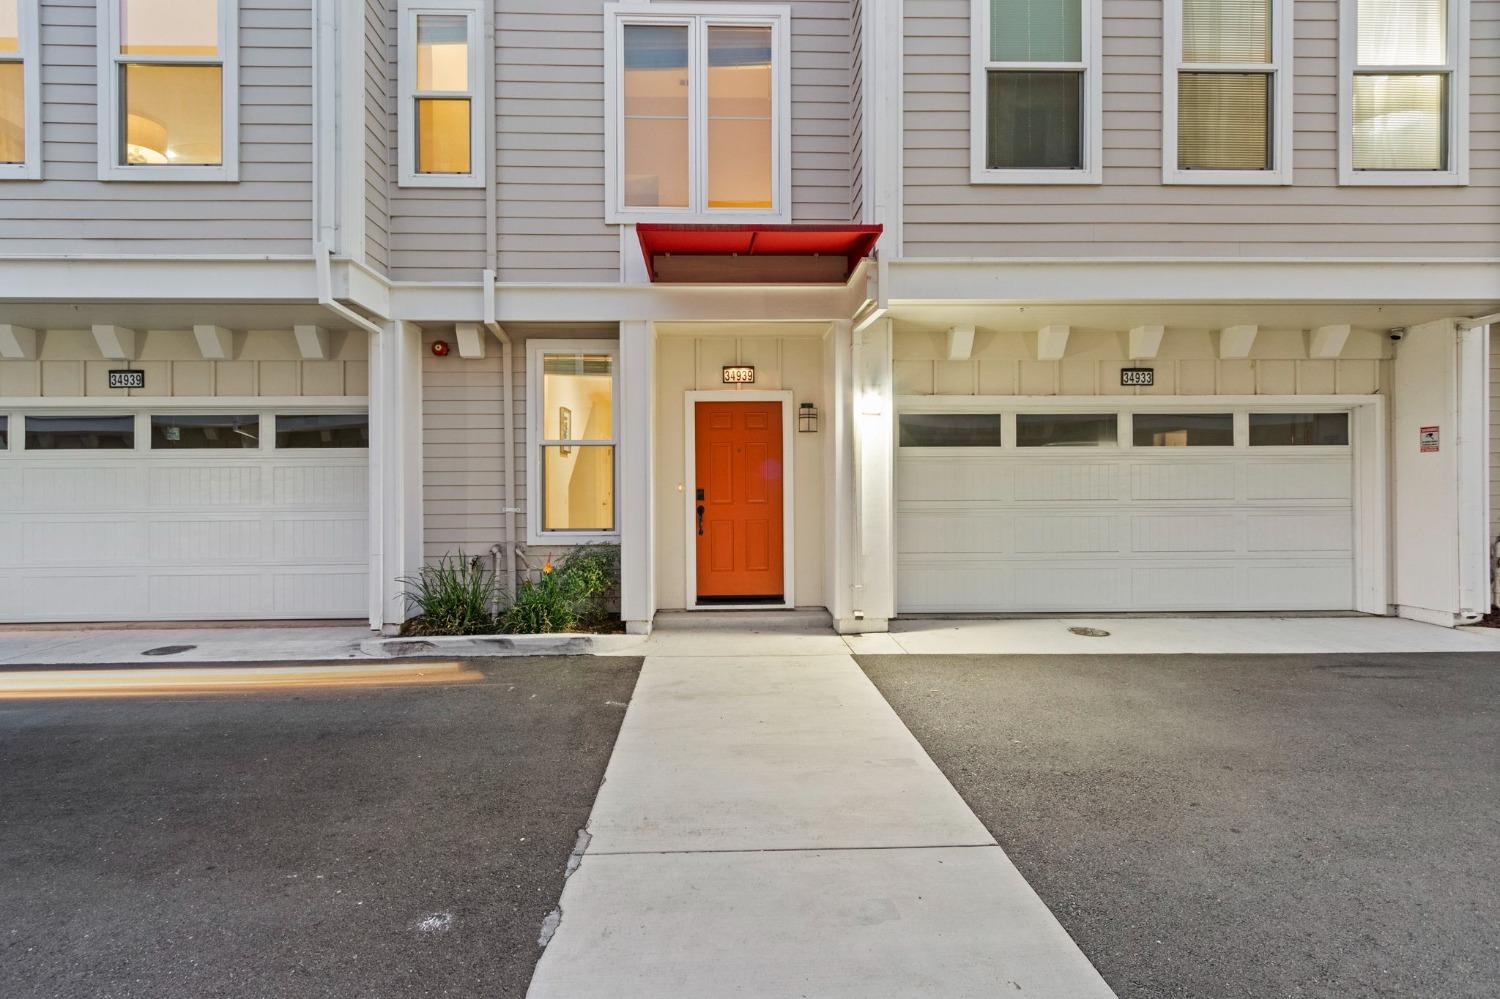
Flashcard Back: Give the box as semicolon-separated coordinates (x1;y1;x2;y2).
1163;0;1293;184
604;4;790;222
0;0;40;178
97;0;238;180
1339;0;1468;184
970;0;1102;184
398;0;484;188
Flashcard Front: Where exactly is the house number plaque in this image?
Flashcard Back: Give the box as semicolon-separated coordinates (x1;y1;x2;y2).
722;365;756;384
108;369;146;390
1120;368;1154;387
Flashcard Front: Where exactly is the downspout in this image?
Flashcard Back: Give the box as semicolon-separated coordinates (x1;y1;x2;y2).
481;3;517;602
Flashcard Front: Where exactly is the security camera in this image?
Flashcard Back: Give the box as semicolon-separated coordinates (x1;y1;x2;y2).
1389;328;1406;341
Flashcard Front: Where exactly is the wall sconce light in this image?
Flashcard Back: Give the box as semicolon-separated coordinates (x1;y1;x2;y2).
431;340;450;357
798;402;819;433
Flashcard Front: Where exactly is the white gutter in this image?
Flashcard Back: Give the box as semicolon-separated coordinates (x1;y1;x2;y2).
315;244;383;336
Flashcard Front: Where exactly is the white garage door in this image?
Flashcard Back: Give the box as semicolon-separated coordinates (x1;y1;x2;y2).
897;409;1357;613
0;411;369;623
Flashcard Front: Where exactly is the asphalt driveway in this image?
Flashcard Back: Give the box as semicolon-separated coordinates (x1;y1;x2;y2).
858;652;1500;999
0;656;642;999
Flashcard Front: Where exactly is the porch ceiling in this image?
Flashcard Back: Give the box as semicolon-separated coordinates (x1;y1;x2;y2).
0;301;365;334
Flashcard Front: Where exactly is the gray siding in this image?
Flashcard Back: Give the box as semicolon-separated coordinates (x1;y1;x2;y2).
849;0;865;222
364;0;391;272
0;0;314;255
902;0;1500;257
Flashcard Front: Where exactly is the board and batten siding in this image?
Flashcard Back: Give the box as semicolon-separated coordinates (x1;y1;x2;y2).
0;0;314;255
364;0;392;272
902;0;1500;257
380;1;858;283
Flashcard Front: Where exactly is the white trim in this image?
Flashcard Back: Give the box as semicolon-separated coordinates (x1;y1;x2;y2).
603;3;793;224
95;0;240;181
682;389;796;610
1161;0;1294;185
969;0;1103;185
525;338;622;546
0;0;41;180
396;0;486;188
895;394;1388;616
1337;0;1469;186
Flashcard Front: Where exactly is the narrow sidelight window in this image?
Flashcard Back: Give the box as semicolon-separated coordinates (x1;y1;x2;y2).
607;4;788;221
398;1;483;187
0;0;40;178
1165;0;1291;182
100;0;237;178
972;0;1099;182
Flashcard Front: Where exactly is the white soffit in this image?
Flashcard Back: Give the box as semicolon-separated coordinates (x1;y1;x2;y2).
294;325;330;360
1309;324;1353;359
1218;325;1258;359
91;325;136;360
0;324;37;359
1036;325;1070;361
1128;325;1165;360
455;323;487;360
192;325;235;360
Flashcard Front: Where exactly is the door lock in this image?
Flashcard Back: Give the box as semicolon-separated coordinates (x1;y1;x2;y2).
696;504;705;536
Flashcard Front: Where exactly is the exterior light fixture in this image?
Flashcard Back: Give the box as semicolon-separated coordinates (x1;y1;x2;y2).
431;340;450;357
798;402;819;433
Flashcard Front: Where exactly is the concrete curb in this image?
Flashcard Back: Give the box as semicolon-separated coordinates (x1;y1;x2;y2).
359;633;647;659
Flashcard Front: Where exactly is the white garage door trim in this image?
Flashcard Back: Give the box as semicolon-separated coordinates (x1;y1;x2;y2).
895;394;1387;616
0;399;371;623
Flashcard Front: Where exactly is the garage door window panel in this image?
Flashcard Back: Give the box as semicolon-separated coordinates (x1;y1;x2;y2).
24;415;135;450
0;414;8;449
151;414;259;449
1132;413;1235;447
1249;412;1350;446
274;414;369;449
898;413;1003;448
1016;413;1117;447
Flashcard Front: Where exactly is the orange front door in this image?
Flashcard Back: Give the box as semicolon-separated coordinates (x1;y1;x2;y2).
695;401;785;601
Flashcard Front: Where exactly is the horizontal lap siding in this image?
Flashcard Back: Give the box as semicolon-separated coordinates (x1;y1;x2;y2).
364;0;390;272
850;0;865;221
903;0;1500;257
0;0;313;254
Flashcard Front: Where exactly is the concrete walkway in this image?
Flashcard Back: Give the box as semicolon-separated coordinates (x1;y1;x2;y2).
525;614;1116;999
0;624;371;666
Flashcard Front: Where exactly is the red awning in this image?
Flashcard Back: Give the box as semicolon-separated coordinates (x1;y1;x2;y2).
635;224;883;284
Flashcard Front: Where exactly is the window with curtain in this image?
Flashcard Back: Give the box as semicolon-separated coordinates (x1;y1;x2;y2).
1170;0;1280;173
610;9;784;220
980;0;1088;172
398;2;483;187
1350;0;1451;171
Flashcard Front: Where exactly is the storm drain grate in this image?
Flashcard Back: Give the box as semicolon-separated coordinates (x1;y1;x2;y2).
141;645;197;657
1067;627;1111;638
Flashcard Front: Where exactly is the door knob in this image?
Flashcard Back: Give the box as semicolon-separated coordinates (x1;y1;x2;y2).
696;504;705;536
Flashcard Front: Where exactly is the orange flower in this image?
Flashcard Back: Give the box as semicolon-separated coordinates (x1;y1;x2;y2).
542;559;554;575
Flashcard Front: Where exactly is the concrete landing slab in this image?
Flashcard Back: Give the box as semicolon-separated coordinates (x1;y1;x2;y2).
586;655;993;853
530;846;1114;999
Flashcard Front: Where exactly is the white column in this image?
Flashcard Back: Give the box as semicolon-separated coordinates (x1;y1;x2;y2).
369;320;424;633
842;316;895;633
825;320;855;626
619;320;657;634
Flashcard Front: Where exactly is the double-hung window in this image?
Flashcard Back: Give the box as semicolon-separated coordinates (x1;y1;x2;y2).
0;0;40;179
604;4;790;222
98;0;238;180
526;340;620;544
1163;0;1293;183
970;0;1102;183
1340;0;1468;184
398;0;484;187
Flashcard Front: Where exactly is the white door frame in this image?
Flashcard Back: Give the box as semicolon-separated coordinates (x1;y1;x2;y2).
683;389;797;609
895;394;1389;615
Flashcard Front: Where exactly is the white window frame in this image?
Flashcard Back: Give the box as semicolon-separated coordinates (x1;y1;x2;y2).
968;0;1103;185
1162;0;1294;185
96;0;239;181
0;0;41;179
603;2;792;224
397;0;485;188
526;339;621;546
1338;0;1469;185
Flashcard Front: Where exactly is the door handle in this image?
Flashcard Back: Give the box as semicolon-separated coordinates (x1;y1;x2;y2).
696;504;705;536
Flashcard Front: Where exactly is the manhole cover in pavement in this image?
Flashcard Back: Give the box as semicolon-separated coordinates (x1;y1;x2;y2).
1068;627;1111;638
141;645;197;656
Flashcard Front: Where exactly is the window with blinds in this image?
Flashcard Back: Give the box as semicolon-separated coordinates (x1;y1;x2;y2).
976;0;1093;177
1350;0;1452;171
1171;0;1278;172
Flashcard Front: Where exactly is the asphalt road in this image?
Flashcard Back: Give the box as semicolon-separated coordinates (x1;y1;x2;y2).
0;656;642;999
858;652;1500;999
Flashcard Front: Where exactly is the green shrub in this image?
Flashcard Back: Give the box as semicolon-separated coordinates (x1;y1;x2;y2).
498;544;619;634
399;553;497;636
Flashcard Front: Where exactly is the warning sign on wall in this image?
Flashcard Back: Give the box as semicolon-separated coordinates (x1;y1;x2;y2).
1419;426;1440;453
